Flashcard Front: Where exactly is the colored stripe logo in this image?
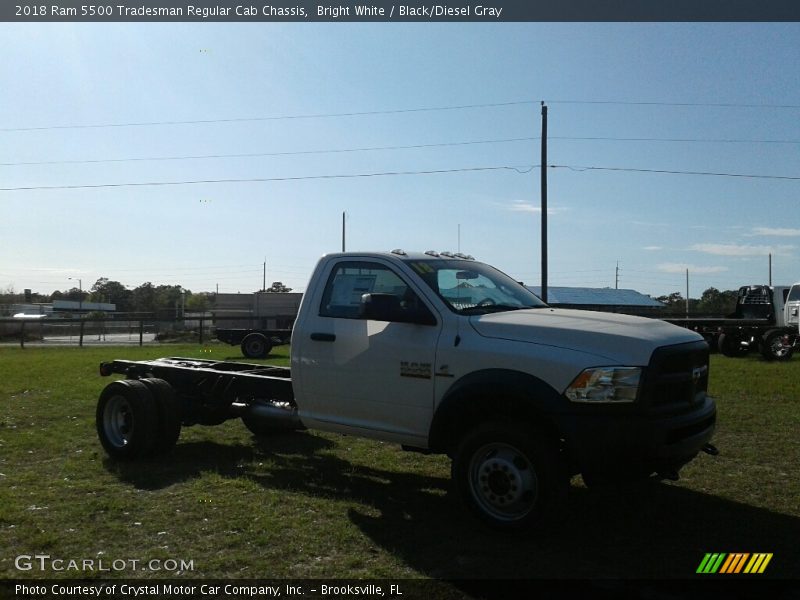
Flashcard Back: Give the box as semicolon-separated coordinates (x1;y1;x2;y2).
697;553;773;574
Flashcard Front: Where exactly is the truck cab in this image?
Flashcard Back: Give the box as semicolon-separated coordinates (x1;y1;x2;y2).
784;283;800;330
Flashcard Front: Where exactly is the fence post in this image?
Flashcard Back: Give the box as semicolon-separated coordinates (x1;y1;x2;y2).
20;321;25;349
79;320;84;348
199;318;204;345
139;320;144;346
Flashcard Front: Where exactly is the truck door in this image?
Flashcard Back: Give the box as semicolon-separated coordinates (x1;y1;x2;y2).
296;259;442;443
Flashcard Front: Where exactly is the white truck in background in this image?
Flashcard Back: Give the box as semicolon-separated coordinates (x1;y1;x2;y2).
667;284;800;361
95;250;717;530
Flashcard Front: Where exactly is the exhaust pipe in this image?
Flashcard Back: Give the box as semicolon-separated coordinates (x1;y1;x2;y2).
230;400;304;429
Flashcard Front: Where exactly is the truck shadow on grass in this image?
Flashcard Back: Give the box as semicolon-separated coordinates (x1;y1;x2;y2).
106;432;800;581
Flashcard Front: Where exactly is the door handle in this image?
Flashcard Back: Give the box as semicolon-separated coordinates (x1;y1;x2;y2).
310;333;336;342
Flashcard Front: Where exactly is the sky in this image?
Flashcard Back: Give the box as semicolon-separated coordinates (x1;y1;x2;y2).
1;22;799;299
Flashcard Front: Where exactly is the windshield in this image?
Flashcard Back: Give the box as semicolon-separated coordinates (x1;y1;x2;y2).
404;259;547;314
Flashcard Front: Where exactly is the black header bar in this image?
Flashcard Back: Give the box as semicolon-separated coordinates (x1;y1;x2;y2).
3;0;800;22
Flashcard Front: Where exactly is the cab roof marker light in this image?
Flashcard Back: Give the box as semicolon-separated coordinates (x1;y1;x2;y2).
424;250;440;257
440;251;455;258
391;249;407;256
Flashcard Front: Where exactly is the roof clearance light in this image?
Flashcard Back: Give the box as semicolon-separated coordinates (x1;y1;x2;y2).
440;251;455;258
424;250;440;257
391;249;407;256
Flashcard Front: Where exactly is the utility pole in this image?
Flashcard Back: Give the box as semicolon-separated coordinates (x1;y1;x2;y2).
458;224;461;253
540;102;548;303
263;258;266;292
615;262;619;290
686;268;690;318
342;211;346;252
769;253;772;286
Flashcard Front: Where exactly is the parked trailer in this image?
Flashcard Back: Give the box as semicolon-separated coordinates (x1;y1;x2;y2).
214;328;292;358
664;284;799;361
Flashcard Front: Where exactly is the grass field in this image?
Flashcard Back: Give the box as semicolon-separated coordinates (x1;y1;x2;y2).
1;343;799;584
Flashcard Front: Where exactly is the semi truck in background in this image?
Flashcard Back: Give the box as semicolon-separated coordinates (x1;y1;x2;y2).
665;283;800;361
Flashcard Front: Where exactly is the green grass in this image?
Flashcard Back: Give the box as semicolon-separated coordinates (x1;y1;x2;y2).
1;345;799;582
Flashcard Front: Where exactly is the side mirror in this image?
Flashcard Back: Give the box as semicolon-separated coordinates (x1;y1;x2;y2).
359;293;436;326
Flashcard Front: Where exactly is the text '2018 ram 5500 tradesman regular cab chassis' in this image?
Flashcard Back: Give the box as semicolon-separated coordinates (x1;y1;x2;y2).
96;251;717;530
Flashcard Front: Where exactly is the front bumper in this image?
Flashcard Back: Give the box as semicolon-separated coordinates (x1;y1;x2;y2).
557;393;716;480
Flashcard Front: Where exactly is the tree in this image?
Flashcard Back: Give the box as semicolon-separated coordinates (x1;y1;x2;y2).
186;292;213;312
131;282;158;315
697;287;737;316
265;281;292;293
89;278;132;312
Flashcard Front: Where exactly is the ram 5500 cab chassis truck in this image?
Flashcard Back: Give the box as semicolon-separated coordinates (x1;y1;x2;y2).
96;250;717;530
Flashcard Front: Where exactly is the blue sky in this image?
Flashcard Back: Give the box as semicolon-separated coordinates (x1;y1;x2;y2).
1;23;798;298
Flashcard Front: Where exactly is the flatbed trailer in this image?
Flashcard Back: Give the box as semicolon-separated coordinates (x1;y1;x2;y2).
96;357;302;459
663;284;797;360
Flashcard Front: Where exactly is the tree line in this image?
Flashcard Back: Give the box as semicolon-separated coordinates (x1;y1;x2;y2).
655;287;738;317
0;279;293;317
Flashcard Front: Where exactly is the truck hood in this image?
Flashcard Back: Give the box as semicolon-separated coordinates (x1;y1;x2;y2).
469;308;703;364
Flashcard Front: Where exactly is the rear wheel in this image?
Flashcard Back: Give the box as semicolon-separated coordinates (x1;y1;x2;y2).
760;330;794;361
241;333;272;359
96;380;159;460
452;422;566;531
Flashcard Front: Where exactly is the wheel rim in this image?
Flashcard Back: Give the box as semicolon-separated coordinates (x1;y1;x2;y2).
247;339;264;355
468;442;538;522
103;394;133;448
770;336;790;358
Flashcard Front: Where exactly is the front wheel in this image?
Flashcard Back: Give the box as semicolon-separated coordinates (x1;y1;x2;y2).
452;422;566;531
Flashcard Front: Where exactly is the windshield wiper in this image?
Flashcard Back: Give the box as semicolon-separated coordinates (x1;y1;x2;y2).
459;304;526;315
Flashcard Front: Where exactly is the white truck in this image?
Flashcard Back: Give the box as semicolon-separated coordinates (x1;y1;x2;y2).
95;250;717;530
666;284;799;361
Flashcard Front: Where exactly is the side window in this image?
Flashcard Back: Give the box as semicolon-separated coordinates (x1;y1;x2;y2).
320;261;422;320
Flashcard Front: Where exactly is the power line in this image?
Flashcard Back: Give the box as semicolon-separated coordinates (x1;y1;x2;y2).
0;165;537;192
5;135;798;169
0;101;538;133
551;164;800;181
0;137;537;168
547;99;800;109
3;98;798;133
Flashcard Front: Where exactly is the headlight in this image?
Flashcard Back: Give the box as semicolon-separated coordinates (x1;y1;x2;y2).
564;367;642;403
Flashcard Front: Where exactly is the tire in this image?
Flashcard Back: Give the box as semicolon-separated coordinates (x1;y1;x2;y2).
451;422;566;531
96;379;160;460
760;330;794;361
241;333;272;359
140;378;183;454
717;333;748;358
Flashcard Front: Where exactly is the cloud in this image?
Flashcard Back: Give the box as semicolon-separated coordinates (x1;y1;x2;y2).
643;246;663;251
691;243;794;257
502;201;566;215
748;227;800;237
657;263;729;274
